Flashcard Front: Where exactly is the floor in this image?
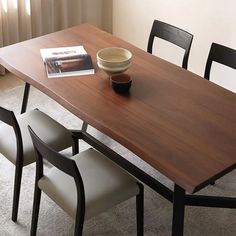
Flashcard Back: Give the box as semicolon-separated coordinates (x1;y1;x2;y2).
0;73;23;91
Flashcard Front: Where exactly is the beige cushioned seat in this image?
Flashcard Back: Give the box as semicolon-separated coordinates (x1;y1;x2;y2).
38;148;140;219
0;109;73;166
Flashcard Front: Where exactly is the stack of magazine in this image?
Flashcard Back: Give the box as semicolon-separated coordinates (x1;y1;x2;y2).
40;46;94;78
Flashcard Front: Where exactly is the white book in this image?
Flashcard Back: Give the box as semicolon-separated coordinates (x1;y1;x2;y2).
40;46;87;62
40;46;95;78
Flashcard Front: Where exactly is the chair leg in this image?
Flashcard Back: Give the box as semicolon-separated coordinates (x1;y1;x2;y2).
72;136;79;155
136;183;144;236
74;215;84;236
12;165;23;222
30;186;42;236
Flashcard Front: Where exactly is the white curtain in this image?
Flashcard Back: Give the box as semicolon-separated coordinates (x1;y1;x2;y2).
0;0;112;74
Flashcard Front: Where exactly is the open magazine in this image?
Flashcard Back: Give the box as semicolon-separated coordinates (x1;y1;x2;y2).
40;46;94;78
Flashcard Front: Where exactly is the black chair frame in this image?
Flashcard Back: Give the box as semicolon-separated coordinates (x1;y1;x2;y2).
147;19;193;69
29;126;144;236
0;106;77;222
204;42;236;80
0;107;24;221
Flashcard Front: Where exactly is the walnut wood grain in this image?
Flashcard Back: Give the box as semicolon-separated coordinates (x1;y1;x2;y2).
0;24;235;193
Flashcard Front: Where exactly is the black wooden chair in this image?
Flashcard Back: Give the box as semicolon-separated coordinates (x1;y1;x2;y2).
28;126;144;236
147;19;193;69
204;42;236;80
0;107;74;221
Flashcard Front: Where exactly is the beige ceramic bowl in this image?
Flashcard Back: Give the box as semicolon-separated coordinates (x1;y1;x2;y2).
97;47;132;75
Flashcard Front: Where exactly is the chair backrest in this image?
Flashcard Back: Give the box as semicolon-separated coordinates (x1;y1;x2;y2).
204;42;236;80
0;106;17;127
147;19;193;69
28;125;84;187
28;125;86;223
0;106;23;162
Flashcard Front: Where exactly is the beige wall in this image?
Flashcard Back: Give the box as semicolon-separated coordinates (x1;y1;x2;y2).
82;0;112;32
112;0;236;92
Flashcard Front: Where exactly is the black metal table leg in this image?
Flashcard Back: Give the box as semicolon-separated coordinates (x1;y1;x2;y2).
172;184;186;236
82;121;88;132
21;83;30;114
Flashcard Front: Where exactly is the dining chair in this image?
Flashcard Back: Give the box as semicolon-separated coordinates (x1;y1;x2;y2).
0;107;74;222
204;42;236;80
28;126;144;236
147;19;193;69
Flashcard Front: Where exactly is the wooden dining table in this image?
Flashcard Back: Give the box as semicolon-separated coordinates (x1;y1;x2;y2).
0;23;235;236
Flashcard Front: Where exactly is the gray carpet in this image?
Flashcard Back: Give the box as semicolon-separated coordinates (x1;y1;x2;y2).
0;85;235;236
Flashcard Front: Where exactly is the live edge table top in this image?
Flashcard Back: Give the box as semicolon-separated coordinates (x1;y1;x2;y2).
0;24;235;194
